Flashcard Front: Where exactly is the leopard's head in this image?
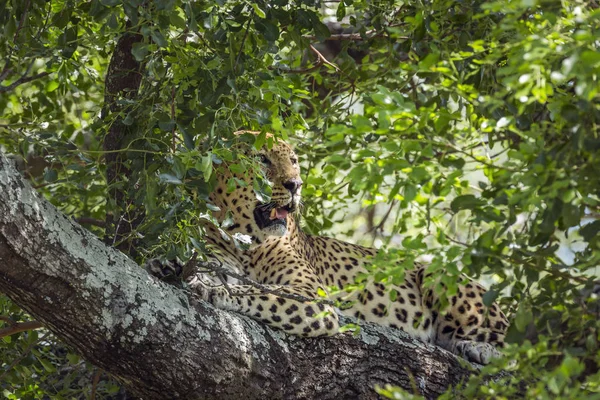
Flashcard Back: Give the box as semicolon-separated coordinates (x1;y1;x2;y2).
210;133;302;244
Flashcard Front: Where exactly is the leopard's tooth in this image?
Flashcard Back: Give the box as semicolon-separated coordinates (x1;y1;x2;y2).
269;208;277;220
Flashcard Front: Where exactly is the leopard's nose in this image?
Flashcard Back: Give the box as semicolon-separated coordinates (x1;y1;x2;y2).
283;178;302;194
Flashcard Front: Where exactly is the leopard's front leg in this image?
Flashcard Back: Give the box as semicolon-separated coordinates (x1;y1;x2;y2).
187;275;339;337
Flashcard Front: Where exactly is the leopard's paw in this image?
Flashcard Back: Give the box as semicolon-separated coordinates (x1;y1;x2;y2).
145;258;183;282
454;340;501;365
185;274;212;300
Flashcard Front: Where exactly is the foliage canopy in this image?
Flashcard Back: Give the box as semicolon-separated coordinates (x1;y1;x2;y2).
1;0;599;398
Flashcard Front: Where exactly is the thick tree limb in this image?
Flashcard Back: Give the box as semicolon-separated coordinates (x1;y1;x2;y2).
0;152;481;399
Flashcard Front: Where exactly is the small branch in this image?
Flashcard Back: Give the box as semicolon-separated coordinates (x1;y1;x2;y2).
234;10;253;71
0;315;16;325
446;234;600;287
271;62;323;74
309;44;340;72
303;24;409;42
75;217;106;228
0;331;47;383
369;200;397;233
90;369;102;400
0;320;43;338
13;0;32;42
0;67;12;82
0;71;51;93
170;86;176;153
32;182;54;189
271;44;341;74
438;141;521;173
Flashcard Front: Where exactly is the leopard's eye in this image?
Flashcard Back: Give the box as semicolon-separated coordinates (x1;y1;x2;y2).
259;154;271;165
290;157;298;165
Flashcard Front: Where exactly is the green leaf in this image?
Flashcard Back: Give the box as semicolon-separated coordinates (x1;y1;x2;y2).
170;13;187;29
296;10;312;29
100;0;120;6
182;129;195;150
131;42;149;61
254;131;267;150
151;30;168;47
514;303;532;332
313;21;331;41
580;220;600;242
123;112;135;126
255;20;279;42
419;53;439;70
450;195;485;212
560;204;580;229
251;3;266;18
253;177;272;203
403;184;417;202
158;174;182;184
336;1;346;21
482;289;499;307
38;358;56;373
66;353;80;365
158;120;175;132
4;17;16;38
339;323;360;333
44;169;58;182
45;81;59;92
200;155;212;182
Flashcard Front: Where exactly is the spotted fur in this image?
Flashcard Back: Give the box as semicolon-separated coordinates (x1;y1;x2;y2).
153;134;509;364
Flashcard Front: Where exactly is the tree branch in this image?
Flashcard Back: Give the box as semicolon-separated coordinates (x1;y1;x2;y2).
0;320;43;338
0;71;51;93
0;151;484;399
303;24;409;42
309;44;340;72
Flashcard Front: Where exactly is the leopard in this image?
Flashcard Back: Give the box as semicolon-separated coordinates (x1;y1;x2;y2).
147;132;509;365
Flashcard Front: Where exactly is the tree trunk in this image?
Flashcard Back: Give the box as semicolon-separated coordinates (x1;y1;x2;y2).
0;152;481;399
102;28;145;256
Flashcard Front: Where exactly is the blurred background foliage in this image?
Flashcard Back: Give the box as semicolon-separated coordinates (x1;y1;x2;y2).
1;0;599;398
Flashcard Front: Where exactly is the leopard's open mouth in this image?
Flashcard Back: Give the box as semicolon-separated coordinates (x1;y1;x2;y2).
254;202;295;229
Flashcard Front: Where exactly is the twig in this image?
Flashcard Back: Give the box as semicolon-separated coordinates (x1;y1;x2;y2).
90;369;102;400
0;331;48;382
303;24;408;42
0;0;32;81
75;217;106;228
309;44;340;72
170;86;176;153
439;141;521;172
271;44;340;74
369;200;397;233
234;10;253;71
181;252;199;280
446;234;600;287
13;0;32;42
0;320;43;338
0;315;16;325
0;71;51;93
0;67;12;82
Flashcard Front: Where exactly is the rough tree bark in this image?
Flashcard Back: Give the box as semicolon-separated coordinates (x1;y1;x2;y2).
0;153;482;399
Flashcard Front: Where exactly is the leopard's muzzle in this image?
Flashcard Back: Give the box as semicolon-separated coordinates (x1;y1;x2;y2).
253;202;295;230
